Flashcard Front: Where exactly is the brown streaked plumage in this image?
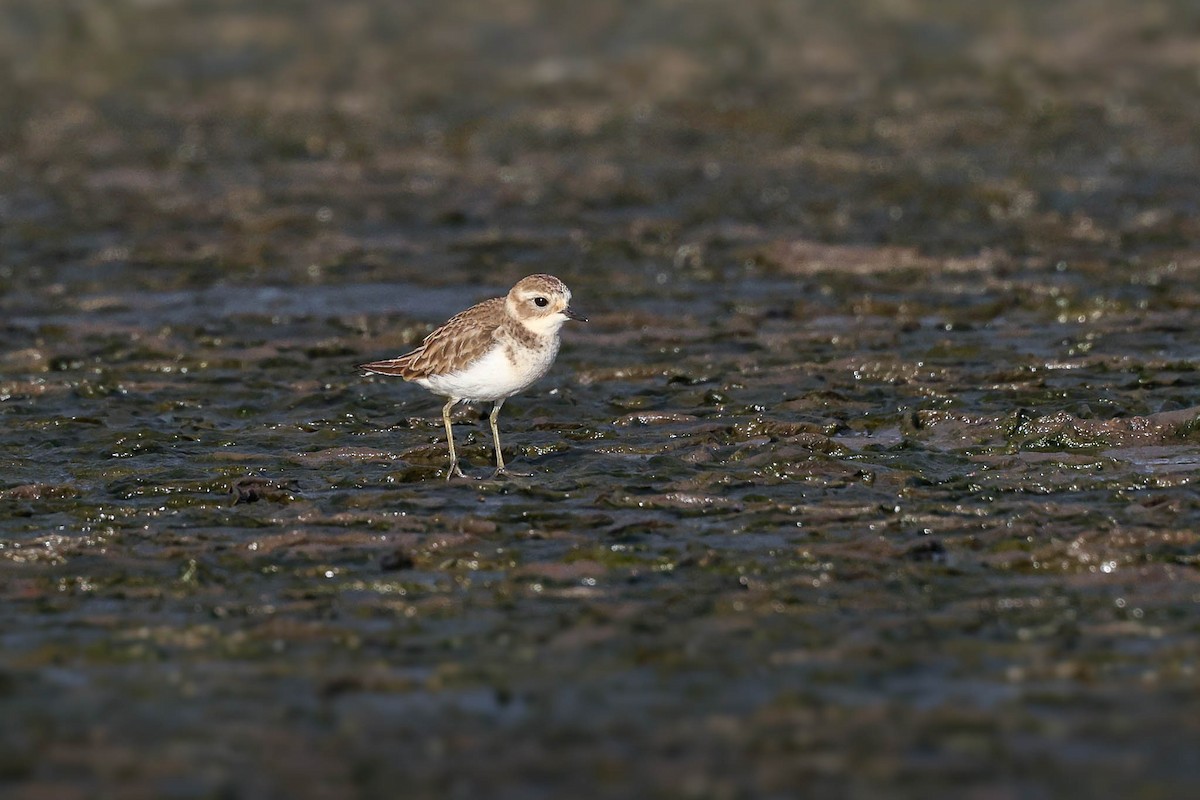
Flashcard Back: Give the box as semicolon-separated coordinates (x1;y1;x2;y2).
359;274;585;480
358;297;506;380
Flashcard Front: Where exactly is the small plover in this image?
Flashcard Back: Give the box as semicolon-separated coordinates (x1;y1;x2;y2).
360;274;586;480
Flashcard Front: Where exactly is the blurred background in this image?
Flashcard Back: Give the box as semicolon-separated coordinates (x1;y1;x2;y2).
3;2;1200;799
3;0;1196;296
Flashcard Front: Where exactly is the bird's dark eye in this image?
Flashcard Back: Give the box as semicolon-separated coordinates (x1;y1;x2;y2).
533;296;549;307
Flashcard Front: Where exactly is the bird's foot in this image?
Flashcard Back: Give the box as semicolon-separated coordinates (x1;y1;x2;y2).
444;464;471;481
490;466;533;479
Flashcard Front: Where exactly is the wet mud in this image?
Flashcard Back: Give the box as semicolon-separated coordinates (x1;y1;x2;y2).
2;1;1200;798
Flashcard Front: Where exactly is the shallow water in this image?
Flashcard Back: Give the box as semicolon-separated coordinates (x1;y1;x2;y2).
3;1;1200;798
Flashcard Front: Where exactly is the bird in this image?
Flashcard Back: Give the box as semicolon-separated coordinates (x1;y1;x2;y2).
359;274;586;480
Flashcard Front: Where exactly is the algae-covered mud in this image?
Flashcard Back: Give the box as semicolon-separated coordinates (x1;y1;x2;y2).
3;1;1200;797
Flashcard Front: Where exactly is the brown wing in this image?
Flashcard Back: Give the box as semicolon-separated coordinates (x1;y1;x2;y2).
359;297;504;379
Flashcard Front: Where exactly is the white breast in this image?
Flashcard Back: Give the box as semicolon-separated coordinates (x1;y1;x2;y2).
416;337;560;402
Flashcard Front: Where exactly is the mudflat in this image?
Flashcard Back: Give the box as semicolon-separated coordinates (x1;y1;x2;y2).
2;2;1199;798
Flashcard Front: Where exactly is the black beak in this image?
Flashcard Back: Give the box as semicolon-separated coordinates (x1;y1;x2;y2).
564;306;588;323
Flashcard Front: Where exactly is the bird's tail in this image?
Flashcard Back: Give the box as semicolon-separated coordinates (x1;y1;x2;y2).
358;356;414;377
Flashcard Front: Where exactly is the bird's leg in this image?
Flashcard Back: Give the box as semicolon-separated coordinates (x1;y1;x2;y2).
488;398;507;471
442;398;468;480
489;398;532;478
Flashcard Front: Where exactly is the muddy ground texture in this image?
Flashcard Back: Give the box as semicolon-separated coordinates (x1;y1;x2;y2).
3;1;1200;798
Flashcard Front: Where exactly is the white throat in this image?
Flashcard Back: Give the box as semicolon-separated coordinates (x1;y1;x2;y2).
518;312;568;337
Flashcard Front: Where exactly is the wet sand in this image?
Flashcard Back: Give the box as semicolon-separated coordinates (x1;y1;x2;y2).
2;1;1200;798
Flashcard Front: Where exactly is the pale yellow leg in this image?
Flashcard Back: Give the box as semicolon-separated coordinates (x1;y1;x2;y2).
488;398;507;471
442;398;467;480
488;399;532;478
